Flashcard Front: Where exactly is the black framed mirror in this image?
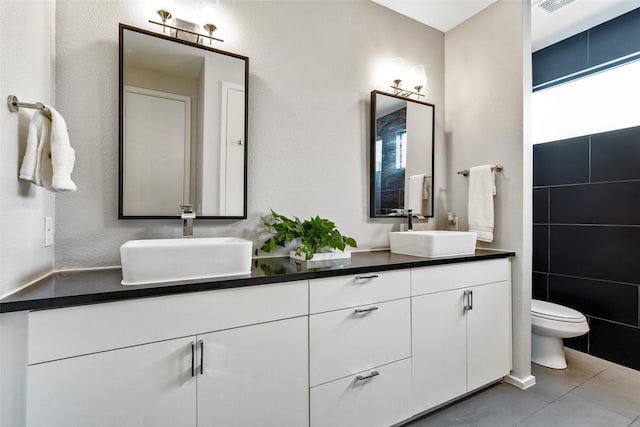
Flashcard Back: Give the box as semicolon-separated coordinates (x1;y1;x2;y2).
370;90;435;219
119;24;248;219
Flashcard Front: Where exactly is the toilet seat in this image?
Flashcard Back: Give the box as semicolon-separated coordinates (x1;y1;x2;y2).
531;300;585;323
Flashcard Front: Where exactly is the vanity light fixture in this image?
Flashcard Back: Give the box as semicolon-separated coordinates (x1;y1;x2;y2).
149;10;224;43
391;66;426;99
388;58;426;99
391;81;425;99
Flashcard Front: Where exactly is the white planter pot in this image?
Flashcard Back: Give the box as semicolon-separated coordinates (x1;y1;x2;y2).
289;250;351;262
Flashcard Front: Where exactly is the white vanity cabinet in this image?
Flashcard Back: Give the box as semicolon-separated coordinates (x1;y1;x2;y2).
25;281;309;427
308;270;412;427
411;259;512;414
15;255;514;427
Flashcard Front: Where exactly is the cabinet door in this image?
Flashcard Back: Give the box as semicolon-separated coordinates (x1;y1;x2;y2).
197;316;309;427
411;289;467;413
27;336;196;427
466;280;512;391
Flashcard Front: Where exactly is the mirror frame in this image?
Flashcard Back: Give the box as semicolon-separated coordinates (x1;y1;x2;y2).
369;90;435;219
118;24;249;219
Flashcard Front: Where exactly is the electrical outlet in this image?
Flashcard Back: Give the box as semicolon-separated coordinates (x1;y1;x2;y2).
44;217;54;247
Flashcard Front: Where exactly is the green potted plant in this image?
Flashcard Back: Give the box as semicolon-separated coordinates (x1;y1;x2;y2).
260;210;357;261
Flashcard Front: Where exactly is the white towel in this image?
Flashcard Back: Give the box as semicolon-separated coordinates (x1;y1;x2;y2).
408;174;425;214
19;112;50;184
423;176;431;200
468;165;495;242
19;106;76;192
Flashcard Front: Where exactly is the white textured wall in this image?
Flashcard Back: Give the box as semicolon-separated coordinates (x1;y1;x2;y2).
445;1;534;387
0;0;56;297
53;0;445;268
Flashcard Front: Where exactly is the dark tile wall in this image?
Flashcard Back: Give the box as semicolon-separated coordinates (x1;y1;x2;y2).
533;126;640;371
375;108;406;215
532;7;640;90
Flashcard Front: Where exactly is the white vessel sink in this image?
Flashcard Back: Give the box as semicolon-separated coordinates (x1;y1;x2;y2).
389;230;477;258
120;237;253;285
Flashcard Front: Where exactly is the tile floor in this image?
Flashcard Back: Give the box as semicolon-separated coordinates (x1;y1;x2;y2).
406;348;640;427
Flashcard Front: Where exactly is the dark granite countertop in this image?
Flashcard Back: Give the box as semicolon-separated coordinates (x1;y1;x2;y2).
0;249;515;313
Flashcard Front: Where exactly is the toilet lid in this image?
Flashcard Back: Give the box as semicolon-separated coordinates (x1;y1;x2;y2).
531;300;585;323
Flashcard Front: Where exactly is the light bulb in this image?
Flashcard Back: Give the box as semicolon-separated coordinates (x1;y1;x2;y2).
410;65;426;93
389;57;405;88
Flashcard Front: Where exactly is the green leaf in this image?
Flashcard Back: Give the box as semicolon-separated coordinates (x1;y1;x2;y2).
260;209;358;258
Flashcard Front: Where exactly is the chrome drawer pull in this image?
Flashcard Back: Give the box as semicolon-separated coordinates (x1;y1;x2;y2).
355;275;379;280
356;371;380;381
354;306;378;314
199;339;204;375
463;289;474;312
191;342;195;377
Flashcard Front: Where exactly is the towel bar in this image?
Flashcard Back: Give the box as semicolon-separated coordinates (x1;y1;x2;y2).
7;95;50;118
457;165;503;177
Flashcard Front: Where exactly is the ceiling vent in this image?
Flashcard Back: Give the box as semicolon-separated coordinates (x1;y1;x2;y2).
535;0;577;14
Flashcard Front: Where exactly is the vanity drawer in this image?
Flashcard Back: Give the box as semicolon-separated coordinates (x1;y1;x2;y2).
309;298;410;386
411;258;510;296
28;281;308;365
310;357;411;427
309;269;410;314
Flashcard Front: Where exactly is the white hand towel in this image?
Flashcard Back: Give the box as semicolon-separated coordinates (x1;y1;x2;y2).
468;165;495;242
408;174;425;214
19;112;50;183
48;107;76;192
423;176;431;200
18;107;76;192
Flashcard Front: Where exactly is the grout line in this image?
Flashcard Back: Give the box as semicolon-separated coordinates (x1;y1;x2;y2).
546;186;550;224
546;186;551;278
545;272;640;288
547;221;551;279
628;415;640;427
586;315;639;329
588;135;592;184
533;178;640;189
546;272;550;301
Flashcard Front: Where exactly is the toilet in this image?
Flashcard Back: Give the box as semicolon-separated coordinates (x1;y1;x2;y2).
531;299;589;369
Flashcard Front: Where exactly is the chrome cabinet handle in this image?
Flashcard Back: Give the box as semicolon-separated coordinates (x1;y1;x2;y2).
356;371;380;381
355;275;379;280
191;342;195;377
199;339;204;375
463;290;474;312
354;306;378;314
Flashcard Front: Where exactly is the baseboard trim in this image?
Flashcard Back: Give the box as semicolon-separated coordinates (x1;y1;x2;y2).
503;374;536;390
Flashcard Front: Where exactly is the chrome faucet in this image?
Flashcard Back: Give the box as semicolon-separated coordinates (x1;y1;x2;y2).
389;208;425;230
405;209;426;230
180;204;196;237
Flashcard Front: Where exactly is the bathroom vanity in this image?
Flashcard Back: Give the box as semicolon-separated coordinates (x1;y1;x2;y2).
1;250;514;427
